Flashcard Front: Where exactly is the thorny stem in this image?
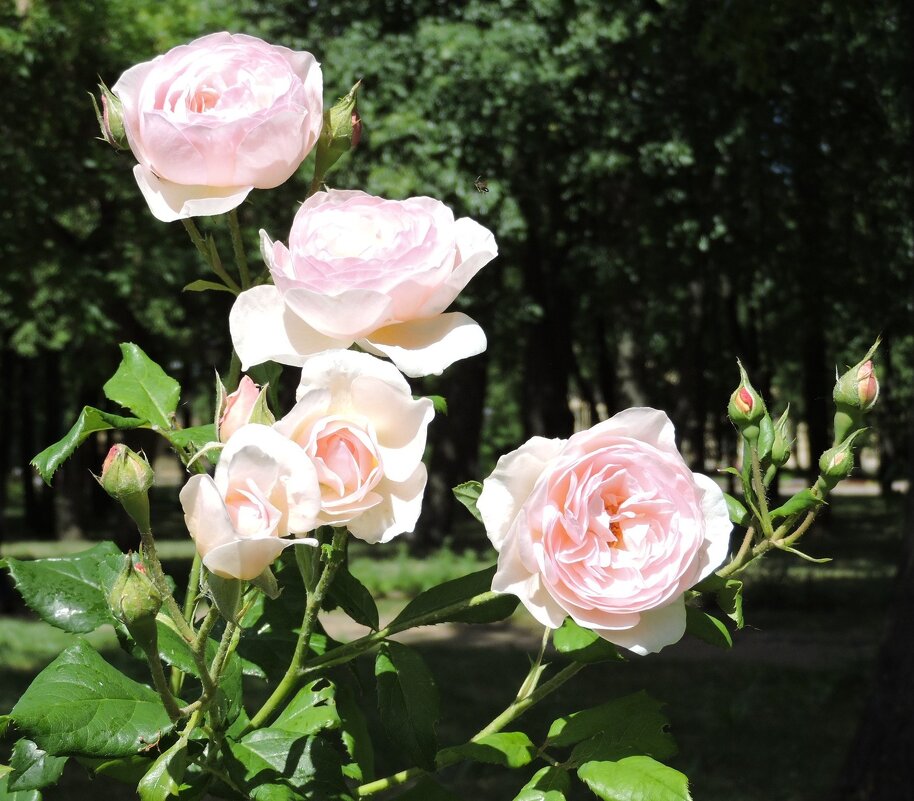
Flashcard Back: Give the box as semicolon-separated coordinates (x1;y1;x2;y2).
181;218;241;293
228;209;251;289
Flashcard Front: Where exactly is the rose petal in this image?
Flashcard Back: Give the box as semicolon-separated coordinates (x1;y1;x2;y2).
202;537;294;581
478;437;566;551
691;472;733;582
281;286;395;340
133;165;252;222
360;312;487;378
347;465;427;544
595;597;687;656
230;285;350;370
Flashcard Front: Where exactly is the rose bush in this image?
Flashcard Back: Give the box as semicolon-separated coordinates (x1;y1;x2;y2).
113;32;323;222
180;423;321;579
230;189;497;377
477;407;732;654
274;349;434;543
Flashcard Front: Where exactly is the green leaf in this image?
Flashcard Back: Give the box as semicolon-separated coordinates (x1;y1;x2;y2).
326;567;379;631
427;395;448;415
4;542;122;633
757;414;775;461
391;777;460;800
0;775;41;801
166;424;217;452
376;641;439;771
716;579;744;629
137;738;187;801
769;489;826;520
10;640;173;757
7;739;67;792
723;493;750;527
685;606;732;649
553;619;624;664
182;279;235;294
225;729;350;801
547;692;677;768
335;680;374;783
577;756;691;801
514;766;571;801
440;732;535;769
30;406;146;484
452;481;483;522
76;754;152;784
103;343;181;431
272;682;340;736
391;565;518;628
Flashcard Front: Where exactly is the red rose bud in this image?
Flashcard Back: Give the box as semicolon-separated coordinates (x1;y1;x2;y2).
98;445;154;531
90;81;128;151
727;360;766;440
833;339;880;443
107;553;162;652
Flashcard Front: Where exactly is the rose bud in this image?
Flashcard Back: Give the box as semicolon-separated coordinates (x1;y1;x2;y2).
818;429;865;490
770;407;792;468
107;553;162;653
217;375;274;443
90;80;128;151
833;339;880;443
727;361;766;441
312;79;362;181
98;445;154;531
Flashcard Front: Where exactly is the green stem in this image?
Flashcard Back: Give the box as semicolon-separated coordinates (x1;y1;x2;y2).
356;661;585;797
228;209;251;289
143;644;183;722
171;552;204;696
750;448;774;538
245;528;349;731
140;530;195;643
210;621;240;682
298;590;503;679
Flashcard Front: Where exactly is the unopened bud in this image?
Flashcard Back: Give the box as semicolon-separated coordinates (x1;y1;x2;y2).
818;429;865;490
108;554;161;651
727;360;766;440
313;79;363;180
216;375;274;443
98;445;153;531
90;81;128;151
770;407;792;467
833;339;880;444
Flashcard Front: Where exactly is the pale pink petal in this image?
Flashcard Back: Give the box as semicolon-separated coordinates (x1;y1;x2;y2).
692;472;733;582
493;538;566;628
295;349;411;403
133;165;252;222
282;287;395;340
349;377;434;483
229;285;350;370
577;407;677;453
359;312;487;378
595;597;687;656
202;537;293;581
420;217;498;316
180;475;236;553
347;465;427;544
478;437;566;550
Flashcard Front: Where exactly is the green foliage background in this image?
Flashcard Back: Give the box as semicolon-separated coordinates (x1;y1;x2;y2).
0;0;910;543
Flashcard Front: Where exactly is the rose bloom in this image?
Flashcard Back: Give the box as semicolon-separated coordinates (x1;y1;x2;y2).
180;424;321;580
230;190;497;378
273;349;434;543
477;408;731;655
113;32;322;222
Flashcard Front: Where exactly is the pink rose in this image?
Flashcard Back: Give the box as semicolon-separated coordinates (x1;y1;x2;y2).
113;32;322;222
230;190;497;377
274;349;434;543
218;376;264;443
180;424;321;580
477;408;731;655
